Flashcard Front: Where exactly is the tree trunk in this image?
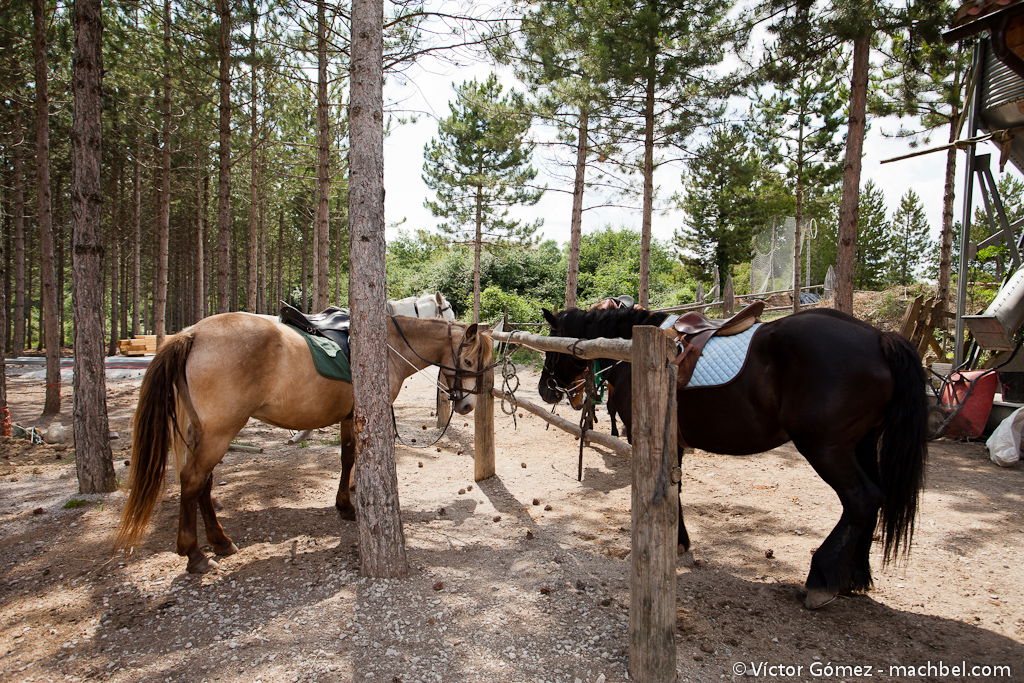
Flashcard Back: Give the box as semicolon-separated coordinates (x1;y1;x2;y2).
937;114;958;321
835;30;871;315
131;130;142;336
32;0;61;417
314;0;331;311
195;169;207;322
12;135;26;355
350;0;408;578
564;108;588;310
639;50;655;309
108;119;121;356
793;114;805;314
154;0;172;346
246;7;260;312
276;207;284;307
54;174;66;347
72;0;115;492
216;0;233;313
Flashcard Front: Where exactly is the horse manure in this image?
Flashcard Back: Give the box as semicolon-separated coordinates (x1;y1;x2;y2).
458;488;466;495
432;581;445;591
418;462;424;467
532;499;540;506
525;530;534;540
463;422;468;427
421;425;427;430
123;460;130;467
437;508;446;516
492;515;501;522
764;549;774;559
520;462;527;468
411;438;416;443
32;507;45;515
539;585;552;595
467;484;473;491
544;504;552;511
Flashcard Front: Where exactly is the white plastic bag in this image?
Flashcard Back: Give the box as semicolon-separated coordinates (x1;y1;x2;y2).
985;407;1024;467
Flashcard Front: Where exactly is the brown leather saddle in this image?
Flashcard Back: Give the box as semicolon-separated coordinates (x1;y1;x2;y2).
665;300;764;388
279;301;351;358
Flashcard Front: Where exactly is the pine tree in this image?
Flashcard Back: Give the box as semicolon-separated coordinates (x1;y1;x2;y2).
854;181;890;290
675;126;772;292
885;190;931;286
423;74;543;322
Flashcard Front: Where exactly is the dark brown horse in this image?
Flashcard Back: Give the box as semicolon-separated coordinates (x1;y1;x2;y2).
538;306;928;609
114;313;491;573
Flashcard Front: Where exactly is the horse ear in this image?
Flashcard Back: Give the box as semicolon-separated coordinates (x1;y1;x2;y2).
542;308;558;328
465;323;479;341
434;292;443;307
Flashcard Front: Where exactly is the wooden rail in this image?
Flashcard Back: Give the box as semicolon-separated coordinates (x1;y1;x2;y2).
491;388;633;458
491;328;633;362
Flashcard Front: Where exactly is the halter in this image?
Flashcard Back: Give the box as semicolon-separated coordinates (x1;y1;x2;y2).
388;316;493;404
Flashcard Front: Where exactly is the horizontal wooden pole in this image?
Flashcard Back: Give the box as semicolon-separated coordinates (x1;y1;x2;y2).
491;329;633;362
492;389;632;458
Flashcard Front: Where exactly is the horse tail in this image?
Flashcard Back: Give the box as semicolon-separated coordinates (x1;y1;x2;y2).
877;331;928;564
114;331;195;551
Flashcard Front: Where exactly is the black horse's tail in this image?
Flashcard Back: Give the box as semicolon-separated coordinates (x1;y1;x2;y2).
877;331;928;564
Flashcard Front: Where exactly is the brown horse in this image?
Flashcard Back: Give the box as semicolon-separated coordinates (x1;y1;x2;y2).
114;313;491;573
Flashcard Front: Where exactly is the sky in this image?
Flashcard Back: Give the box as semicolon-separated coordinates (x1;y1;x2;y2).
379;44;1016;251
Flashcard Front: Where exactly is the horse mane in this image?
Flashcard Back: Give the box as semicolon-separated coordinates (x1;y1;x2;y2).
554;307;668;339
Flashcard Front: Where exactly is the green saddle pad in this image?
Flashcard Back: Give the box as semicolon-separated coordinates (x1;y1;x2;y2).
289;325;352;383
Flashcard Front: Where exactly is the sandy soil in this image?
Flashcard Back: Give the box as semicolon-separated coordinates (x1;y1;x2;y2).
1;361;1022;682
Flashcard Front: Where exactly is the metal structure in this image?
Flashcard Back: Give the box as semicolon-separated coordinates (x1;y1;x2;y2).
945;2;1024;363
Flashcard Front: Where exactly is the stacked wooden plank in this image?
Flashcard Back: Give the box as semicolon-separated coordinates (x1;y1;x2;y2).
117;334;158;356
899;295;951;360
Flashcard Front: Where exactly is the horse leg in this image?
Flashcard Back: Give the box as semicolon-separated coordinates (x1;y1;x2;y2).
676;447;692;558
798;440;883;609
177;433;233;574
198;474;238;556
849;430;884;592
335;419;356;521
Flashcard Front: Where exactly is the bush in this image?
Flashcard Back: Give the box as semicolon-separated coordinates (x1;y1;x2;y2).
479;286;549;326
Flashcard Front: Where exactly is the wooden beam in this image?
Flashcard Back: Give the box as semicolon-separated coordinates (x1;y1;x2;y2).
629;326;678;681
474;324;495;481
491;329;633;362
491;389;632;458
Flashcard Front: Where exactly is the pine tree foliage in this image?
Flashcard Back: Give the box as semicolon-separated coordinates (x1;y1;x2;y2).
885;189;931;286
423;74;543;246
854;180;891;290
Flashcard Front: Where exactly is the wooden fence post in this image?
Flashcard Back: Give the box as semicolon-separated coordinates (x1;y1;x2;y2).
630;326;678;682
473;323;495;481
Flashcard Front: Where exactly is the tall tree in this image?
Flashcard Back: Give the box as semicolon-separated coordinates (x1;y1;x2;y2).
11;124;26;354
154;0;172;346
71;0;115;492
675;126;781;293
423;74;543;322
853;180;890;290
885;189;931;286
32;0;61;417
313;0;331;311
350;0;407;577
754;0;846;311
872;0;967;315
596;0;736;307
215;0;233;313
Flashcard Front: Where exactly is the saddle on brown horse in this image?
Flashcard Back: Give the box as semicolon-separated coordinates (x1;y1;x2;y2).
279;302;352;357
663;301;765;387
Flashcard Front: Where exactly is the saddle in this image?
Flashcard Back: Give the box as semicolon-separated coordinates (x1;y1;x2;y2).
279;301;351;358
663;300;764;388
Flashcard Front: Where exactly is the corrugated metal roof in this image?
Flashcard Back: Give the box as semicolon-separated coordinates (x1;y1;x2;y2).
953;0;1022;29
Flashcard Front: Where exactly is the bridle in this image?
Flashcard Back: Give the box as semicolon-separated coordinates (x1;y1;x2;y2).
388;316;493;404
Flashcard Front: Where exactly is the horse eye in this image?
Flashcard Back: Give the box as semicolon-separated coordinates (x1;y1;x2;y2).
464;359;471;366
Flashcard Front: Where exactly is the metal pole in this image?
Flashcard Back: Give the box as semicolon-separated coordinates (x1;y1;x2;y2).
955;40;985;368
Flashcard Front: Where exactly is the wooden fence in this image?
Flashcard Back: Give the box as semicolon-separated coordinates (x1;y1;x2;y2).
474;325;680;681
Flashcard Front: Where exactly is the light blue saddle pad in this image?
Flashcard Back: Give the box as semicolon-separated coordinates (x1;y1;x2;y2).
686;323;762;388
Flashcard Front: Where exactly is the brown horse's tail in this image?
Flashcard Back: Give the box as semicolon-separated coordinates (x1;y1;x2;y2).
114;332;194;551
877;331;928;564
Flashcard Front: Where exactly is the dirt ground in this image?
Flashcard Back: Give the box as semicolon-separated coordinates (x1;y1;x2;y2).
1;361;1022;682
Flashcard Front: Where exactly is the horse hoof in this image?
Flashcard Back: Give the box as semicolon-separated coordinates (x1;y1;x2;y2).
213;541;239;556
677;547;695;567
335;504;356;521
804;588;838;610
187;556;219;574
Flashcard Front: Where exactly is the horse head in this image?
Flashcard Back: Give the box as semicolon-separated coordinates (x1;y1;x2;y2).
444;322;493;415
538;308;588;409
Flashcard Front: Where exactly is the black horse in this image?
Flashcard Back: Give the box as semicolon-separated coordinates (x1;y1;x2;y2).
538;306;928;609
